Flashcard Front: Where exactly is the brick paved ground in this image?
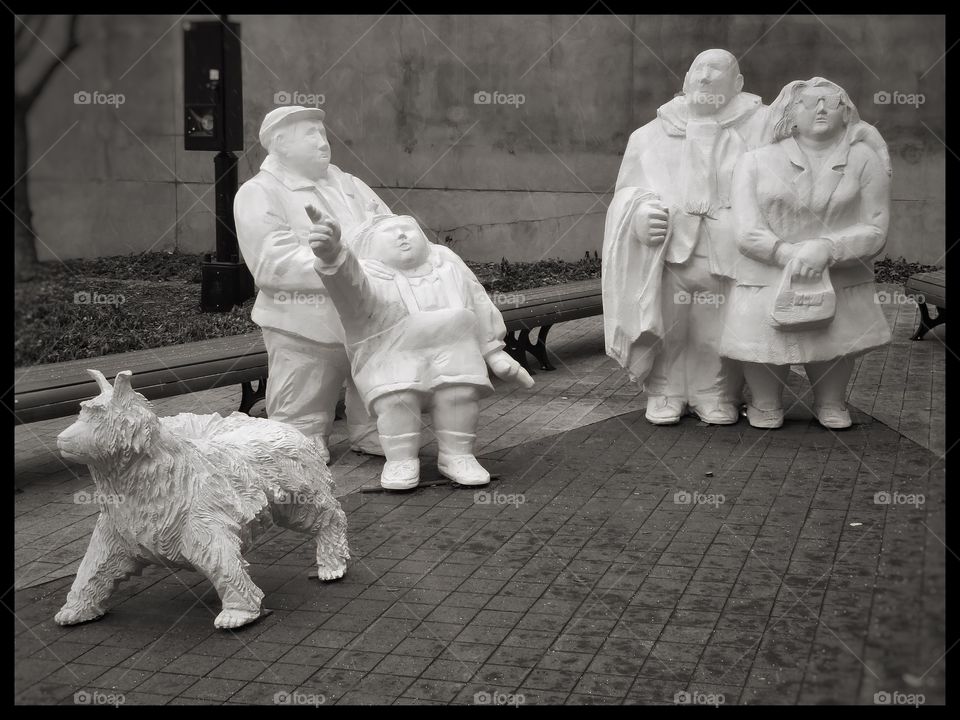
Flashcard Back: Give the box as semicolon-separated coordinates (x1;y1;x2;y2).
846;292;946;456
13;284;945;705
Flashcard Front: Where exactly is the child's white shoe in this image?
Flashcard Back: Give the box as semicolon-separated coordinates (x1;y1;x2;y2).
438;454;490;486
814;404;852;430
380;458;420;490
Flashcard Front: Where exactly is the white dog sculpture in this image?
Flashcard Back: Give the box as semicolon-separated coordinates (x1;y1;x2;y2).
55;369;349;630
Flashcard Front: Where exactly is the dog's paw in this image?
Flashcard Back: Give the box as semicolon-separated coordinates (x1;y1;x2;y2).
214;608;262;630
315;562;346;582
55;604;105;626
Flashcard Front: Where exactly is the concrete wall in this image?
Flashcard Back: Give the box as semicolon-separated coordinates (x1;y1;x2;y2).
22;14;944;264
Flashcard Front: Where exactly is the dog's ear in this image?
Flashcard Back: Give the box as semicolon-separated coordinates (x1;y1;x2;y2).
112;370;136;403
87;369;113;395
112;370;154;413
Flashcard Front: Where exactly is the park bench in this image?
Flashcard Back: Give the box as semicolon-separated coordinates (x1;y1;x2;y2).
904;269;946;341
12;278;603;425
497;278;602;371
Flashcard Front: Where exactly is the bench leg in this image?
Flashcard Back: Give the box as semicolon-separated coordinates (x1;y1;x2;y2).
524;325;556;371
239;378;267;415
504;331;534;374
911;303;946;341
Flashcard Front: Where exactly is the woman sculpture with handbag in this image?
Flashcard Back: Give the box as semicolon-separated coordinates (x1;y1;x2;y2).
720;77;892;429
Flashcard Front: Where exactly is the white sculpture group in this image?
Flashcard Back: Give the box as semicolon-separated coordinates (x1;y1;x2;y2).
603;50;892;429
54;49;895;630
235;103;534;491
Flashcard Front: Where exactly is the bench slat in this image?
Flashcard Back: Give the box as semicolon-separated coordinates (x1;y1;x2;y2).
904;281;945;307
905;270;945;305
905;270;944;285
493;279;601;307
14;367;270;425
16;354;269;407
14;333;266;395
503;299;603;329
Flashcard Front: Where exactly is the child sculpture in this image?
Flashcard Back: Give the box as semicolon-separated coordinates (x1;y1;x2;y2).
307;208;534;490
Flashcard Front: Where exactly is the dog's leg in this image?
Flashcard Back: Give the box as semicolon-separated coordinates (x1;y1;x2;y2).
185;531;265;630
272;490;349;581
55;518;142;625
313;502;349;581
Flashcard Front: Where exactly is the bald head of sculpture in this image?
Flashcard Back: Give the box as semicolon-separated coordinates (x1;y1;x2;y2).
682;48;744;115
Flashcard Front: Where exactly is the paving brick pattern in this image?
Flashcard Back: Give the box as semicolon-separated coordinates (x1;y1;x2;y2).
14;284;945;704
846;288;946;456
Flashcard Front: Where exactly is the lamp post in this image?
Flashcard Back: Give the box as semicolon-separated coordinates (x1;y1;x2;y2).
183;15;254;312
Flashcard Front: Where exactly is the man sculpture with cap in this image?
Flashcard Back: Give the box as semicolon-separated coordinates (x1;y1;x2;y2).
234;106;390;462
307;210;534;490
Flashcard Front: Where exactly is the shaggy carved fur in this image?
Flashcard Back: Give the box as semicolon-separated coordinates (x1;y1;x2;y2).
55;369;349;630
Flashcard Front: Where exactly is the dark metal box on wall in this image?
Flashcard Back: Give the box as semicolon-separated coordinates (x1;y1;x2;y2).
183;19;243;152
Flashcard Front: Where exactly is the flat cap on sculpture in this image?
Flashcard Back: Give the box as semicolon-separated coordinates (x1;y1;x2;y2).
258;105;326;148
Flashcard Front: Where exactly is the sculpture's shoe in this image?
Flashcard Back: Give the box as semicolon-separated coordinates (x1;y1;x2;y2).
380;458;420;490
55;604;106;626
215;607;262;630
814;404;852;429
691;402;739;425
438;454;490;486
746;404;784;429
645;396;684;425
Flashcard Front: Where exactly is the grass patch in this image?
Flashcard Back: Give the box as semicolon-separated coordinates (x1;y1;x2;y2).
872;256;941;285
15;250;929;368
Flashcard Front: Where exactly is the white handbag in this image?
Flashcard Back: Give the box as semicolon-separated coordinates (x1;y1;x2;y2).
770;264;836;330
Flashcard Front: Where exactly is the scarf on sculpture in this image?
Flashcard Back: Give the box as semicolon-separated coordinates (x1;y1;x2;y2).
657;92;761;265
658;91;762;211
